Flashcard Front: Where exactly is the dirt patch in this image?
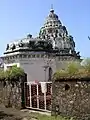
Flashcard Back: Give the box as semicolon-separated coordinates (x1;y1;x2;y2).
0;105;31;120
0;111;22;120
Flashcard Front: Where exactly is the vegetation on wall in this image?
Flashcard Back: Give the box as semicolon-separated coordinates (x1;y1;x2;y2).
0;65;24;80
54;59;90;80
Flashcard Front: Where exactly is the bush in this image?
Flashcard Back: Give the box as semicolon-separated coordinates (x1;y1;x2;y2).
54;59;90;80
0;66;24;81
67;62;80;75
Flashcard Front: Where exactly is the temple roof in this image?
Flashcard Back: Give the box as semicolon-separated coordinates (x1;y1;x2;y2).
39;9;68;38
45;8;61;26
4;8;80;58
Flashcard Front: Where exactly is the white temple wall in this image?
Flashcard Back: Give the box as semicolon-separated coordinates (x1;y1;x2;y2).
19;58;56;82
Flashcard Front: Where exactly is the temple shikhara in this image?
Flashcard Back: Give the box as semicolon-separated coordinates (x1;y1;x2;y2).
2;8;80;82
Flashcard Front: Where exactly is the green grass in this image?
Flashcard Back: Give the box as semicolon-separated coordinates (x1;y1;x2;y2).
29;112;74;120
53;60;90;80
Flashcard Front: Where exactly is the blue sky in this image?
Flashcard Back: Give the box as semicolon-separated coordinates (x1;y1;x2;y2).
0;0;90;58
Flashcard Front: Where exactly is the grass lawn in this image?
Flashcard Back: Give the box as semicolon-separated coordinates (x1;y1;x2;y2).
30;112;73;120
0;104;73;120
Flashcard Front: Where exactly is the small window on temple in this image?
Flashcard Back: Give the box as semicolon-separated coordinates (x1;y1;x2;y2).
65;84;70;91
48;67;53;81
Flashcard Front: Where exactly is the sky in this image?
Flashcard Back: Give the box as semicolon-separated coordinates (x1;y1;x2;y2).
0;0;90;58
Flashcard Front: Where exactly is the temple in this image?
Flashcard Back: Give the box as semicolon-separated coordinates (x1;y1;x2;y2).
1;8;80;82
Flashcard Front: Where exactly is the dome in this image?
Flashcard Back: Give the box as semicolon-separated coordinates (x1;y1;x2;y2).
43;9;62;29
39;8;76;54
39;9;63;39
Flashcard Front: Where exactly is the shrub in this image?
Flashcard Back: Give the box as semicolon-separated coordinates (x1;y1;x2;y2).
67;61;80;75
0;65;24;81
54;59;90;80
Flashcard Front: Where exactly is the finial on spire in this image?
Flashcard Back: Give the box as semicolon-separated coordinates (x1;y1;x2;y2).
50;4;54;13
51;4;53;10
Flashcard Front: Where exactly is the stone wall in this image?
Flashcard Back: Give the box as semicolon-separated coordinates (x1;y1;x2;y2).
0;74;27;109
52;79;90;119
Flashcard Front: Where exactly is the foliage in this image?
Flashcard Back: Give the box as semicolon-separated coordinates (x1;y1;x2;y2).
0;70;5;80
83;58;90;72
54;59;90;80
54;69;68;80
30;112;74;120
67;61;80;75
0;65;24;80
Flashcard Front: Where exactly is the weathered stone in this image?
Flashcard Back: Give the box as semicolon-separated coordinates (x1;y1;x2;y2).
30;118;38;120
52;79;90;119
22;118;28;120
0;74;27;109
